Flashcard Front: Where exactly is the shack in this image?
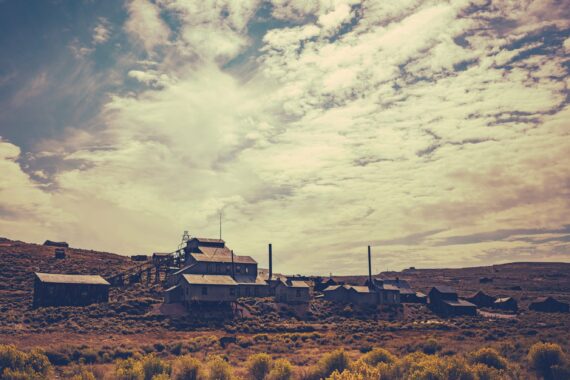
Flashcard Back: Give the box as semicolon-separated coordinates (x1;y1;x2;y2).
33;273;110;308
529;297;569;313
323;285;351;302
348;286;377;305
493;297;518;312
176;274;238;305
464;290;496;307
275;278;310;303
428;286;477;317
43;240;69;248
375;278;411;303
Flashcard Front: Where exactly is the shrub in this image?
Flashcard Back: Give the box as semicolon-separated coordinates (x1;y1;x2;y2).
267;359;293;380
173;355;203;380
528;343;565;379
247;353;273;380
207;356;232;380
361;348;396;366
151;374;170;380
141;354;171;380
471;363;503;380
471;348;508;370
421;338;441;355
304;349;351;380
0;345;52;379
115;357;144;380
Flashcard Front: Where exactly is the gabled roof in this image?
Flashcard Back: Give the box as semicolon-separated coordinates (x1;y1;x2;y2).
286;280;310;288
495;297;514;303
35;273;110;286
197;246;233;256
350;286;373;294
378;284;400;292
190;253;256;264
323;285;350;292
432;285;456;294
182;274;237;286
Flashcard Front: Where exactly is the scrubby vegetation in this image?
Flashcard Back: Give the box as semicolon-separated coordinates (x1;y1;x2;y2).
3;341;569;379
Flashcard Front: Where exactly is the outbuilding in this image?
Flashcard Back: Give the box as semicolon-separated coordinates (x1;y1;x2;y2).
529;297;569;313
465;290;496;307
428;286;477;317
33;273;110;308
493;297;518;312
275;278;310;303
323;285;352;303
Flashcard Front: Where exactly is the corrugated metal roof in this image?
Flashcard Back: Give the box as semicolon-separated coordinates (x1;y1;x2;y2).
182;274;238;286
35;273;110;285
190;252;256;264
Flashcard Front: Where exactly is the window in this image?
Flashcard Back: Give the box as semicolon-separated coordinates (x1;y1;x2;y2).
236;265;241;273
245;266;249;274
226;265;231;273
201;287;208;295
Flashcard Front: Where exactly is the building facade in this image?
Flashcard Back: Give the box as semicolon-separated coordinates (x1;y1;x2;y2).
33;273;110;308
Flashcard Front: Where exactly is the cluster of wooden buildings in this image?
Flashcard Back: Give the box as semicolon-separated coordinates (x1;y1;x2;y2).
31;237;570;318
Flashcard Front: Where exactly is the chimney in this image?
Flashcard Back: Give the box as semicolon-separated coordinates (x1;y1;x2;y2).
231;250;235;278
368;245;373;289
268;243;273;281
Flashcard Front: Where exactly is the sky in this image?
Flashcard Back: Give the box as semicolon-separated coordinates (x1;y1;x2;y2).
0;0;569;275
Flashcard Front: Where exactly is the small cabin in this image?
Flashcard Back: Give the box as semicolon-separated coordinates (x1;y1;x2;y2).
33;273;110;308
275;279;310;303
176;274;238;305
493;297;518;312
428;286;477;317
529;297;569;313
323;285;352;302
464;290;496;307
348;286;377;305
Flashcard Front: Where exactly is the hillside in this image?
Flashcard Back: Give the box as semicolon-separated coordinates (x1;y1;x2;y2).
1;237;569;378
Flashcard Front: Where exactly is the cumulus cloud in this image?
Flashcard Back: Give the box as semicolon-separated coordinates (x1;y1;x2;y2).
1;0;569;272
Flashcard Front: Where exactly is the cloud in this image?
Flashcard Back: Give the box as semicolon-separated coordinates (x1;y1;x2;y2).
124;0;171;54
92;17;112;45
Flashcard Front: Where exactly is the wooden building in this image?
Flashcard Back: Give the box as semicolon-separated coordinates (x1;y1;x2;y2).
428;286;477;317
493;297;518;312
348;286;377;305
464;290;496;307
275;278;310;303
323;285;352;302
33;273;110;308
529;297;569;313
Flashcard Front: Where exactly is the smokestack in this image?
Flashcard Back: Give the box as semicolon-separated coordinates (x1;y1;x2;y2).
231;250;235;278
268;243;273;280
368;245;373;289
